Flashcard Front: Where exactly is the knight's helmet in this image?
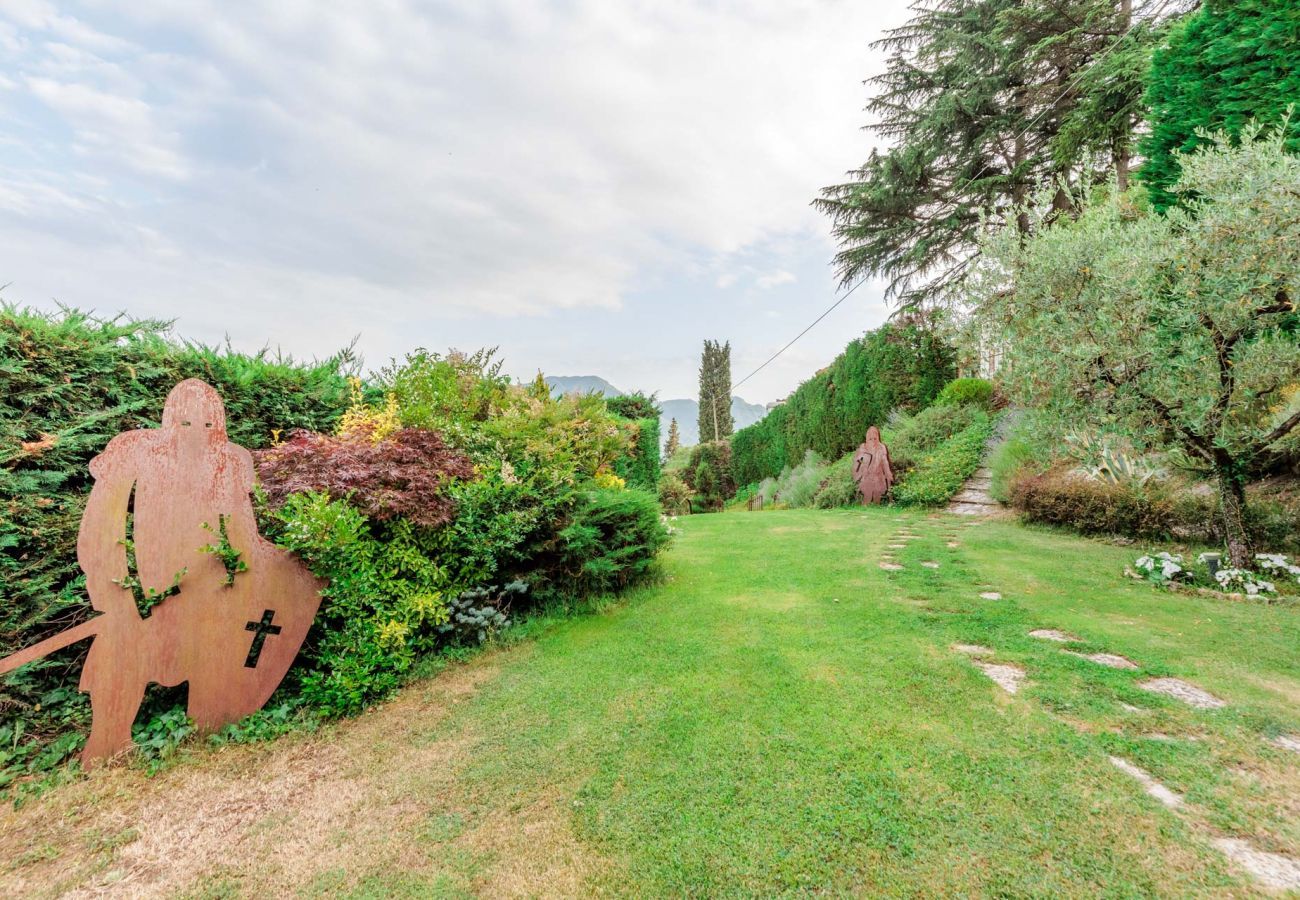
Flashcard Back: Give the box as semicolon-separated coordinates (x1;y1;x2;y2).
162;379;228;444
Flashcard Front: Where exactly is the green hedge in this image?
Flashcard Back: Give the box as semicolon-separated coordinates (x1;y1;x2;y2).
731;322;955;485
608;394;661;491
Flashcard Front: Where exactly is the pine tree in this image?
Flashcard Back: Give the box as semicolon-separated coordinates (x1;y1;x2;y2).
817;0;1186;309
697;340;734;444
664;418;681;457
1140;0;1300;212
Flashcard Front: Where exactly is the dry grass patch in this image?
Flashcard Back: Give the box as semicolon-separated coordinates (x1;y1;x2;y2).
0;656;608;898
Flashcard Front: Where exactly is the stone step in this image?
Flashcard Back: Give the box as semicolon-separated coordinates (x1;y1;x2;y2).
949;501;995;516
951;490;995;504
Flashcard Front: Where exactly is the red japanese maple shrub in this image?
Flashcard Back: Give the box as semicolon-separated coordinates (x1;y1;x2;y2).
255;427;476;528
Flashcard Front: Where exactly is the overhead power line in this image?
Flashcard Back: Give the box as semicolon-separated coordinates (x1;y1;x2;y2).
732;276;870;392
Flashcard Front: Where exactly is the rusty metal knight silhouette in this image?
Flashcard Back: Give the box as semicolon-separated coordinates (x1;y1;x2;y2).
852;425;894;505
0;380;322;765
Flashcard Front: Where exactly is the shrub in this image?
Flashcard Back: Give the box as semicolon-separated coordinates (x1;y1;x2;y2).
685;442;736;512
609;394;661;491
1009;469;1300;554
934;377;994;409
552;487;670;595
1010;470;1210;541
255;428;475;528
263;492;457;717
658;471;692;515
892;416;995;507
988;432;1039;505
437;582;525;646
889;405;987;472
813;454;859;509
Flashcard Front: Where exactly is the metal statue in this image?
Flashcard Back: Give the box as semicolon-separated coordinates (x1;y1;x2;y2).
852;425;894;505
0;380;322;765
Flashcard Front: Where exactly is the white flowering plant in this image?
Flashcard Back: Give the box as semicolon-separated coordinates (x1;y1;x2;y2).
1133;550;1293;599
1133;552;1191;584
1254;554;1300;584
1214;567;1276;596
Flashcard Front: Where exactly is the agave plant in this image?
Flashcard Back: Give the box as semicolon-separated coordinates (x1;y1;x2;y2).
1067;430;1163;486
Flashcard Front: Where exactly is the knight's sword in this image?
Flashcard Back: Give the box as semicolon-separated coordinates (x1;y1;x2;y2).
0;618;102;676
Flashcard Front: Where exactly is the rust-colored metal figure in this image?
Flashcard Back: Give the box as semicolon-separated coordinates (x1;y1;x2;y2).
852;426;894;505
0;380;322;765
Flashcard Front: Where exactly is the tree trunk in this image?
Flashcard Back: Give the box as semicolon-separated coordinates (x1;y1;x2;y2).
1216;470;1252;568
1114;0;1133;193
1115;140;1130;194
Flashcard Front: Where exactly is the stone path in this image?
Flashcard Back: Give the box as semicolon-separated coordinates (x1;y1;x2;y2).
947;464;999;516
945;615;1300;893
903;510;1300;893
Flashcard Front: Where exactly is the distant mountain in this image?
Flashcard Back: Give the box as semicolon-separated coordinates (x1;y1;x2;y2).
545;375;623;398
546;375;768;451
660;397;768;450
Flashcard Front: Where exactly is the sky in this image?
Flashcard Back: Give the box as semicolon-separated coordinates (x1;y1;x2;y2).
0;0;913;405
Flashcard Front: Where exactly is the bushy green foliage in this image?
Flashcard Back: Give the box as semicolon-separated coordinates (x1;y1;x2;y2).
684;442;736;512
756;450;822;508
730;322;956;485
1141;0;1300;212
606;393;659;421
264;492;457;716
1009;469;1300;556
888;404;987;473
891;416;995;507
657;471;692;516
2;321;670;788
934;378;994;410
751;451;859;510
554;488;669;595
988;422;1048;505
610;398;661;491
813;455;860;509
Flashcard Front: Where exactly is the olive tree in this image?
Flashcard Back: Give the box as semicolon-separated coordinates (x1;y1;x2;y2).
972;126;1300;565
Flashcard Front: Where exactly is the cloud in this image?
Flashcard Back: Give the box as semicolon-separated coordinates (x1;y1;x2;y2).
755;269;796;290
0;0;913;400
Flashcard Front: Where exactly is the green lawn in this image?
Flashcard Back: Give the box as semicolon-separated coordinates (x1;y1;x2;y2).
3;508;1298;897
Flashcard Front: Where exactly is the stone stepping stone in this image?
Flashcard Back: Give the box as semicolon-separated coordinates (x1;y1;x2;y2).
887;543;906;550
946;541;960;548
1139;677;1226;709
1065;651;1139;670
1271;734;1300;754
879;562;904;571
979;591;1002;601
1212;838;1300;892
1108;756;1183;809
1029;629;1077;643
920;561;940;569
975;661;1025;694
951;643;993;655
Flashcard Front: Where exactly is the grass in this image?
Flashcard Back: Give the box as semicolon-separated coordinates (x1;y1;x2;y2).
2;508;1298;896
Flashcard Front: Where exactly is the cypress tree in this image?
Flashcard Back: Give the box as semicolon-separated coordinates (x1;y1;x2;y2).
1140;0;1300;212
664;418;681;457
697;340;734;444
